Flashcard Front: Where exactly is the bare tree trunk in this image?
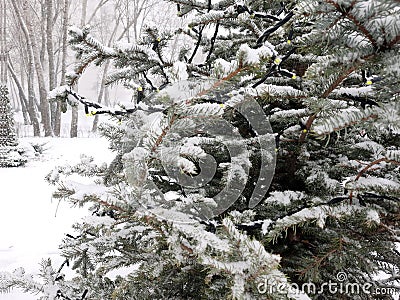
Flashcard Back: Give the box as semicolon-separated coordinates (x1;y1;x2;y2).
23;1;52;136
45;0;59;135
46;0;55;90
40;1;46;66
57;0;69;136
70;0;79;138
28;69;40;136
10;0;41;136
87;0;110;24
81;0;87;27
0;0;6;84
9;78;19;108
116;0;155;42
92;61;110;132
91;15;120;133
8;61;30;125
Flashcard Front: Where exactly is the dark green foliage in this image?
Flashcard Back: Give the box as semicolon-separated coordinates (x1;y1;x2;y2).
0;85;26;167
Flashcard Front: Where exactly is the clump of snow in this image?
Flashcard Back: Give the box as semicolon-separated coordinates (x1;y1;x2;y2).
229;210;256;223
353;141;384;156
123;147;149;161
105;263;141;280
212;58;237;78
164;191;180;201
47;85;69;100
262;219;272;235
68;25;84;37
365;209;380;225
335;85;372;96
264;191;305;206
238;43;274;65
169;61;189;80
179;143;206;159
16;141;37;159
353;176;400;191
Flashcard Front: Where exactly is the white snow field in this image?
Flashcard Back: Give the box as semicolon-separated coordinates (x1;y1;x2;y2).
0;137;114;299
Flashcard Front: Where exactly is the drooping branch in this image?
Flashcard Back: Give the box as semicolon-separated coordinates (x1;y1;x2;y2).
325;0;378;49
355;158;400;182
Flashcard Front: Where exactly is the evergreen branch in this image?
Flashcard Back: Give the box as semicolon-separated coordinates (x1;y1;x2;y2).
298;238;345;277
378;224;400;242
388;34;400;48
349;158;400;200
237;14;263;37
326;15;345;31
69;55;99;86
354;157;387;181
325;0;378;49
57;87;164;117
150;114;178;153
300;52;377;142
355;158;400;182
321;64;360;98
95;198;128;214
198;66;246;96
106;66;155;86
298;114;317;143
311;110;378;139
187;64;211;77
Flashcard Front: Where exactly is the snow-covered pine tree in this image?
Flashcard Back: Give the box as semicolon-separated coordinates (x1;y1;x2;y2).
1;0;399;299
0;85;26;167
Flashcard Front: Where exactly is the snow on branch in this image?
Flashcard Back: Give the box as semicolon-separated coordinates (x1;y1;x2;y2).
266;204;379;243
311;107;378;137
48;86;163;118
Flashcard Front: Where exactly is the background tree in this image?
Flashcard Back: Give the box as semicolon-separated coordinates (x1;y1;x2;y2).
4;0;175;137
0;85;26;167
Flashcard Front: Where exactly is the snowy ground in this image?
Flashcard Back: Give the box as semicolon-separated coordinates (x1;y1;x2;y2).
0;137;114;299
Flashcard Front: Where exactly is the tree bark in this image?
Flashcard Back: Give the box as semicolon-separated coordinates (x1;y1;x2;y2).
57;0;69;137
45;0;60;135
92;15;120;132
0;0;6;84
8;61;30;125
40;1;46;66
10;0;41;136
92;61;110;132
70;0;85;138
81;0;87;27
23;0;52;136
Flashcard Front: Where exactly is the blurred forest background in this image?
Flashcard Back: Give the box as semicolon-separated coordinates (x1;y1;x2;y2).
0;0;184;137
